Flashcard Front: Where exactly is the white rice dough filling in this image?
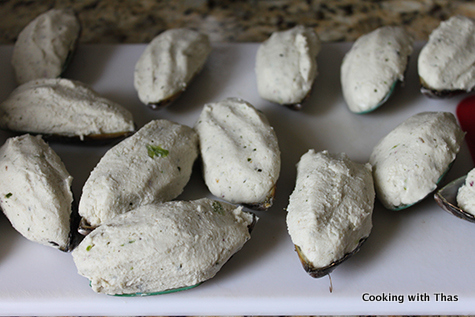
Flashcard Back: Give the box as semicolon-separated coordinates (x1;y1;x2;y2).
12;8;81;84
418;15;475;92
0;134;73;250
457;168;475;216
370;112;464;210
255;25;321;106
72;198;255;295
194;98;281;207
78;119;199;227
0;78;135;140
341;26;414;113
134;28;211;105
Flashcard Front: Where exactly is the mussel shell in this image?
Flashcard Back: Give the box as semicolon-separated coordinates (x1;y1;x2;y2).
65;197;84;251
434;176;475;222
295;237;368;278
420;78;470;99
146;90;183;110
1;129;136;146
420;87;468;99
113;283;202;297
77;217;95;236
284;102;303;111
243;186;276;211
45;195;83;252
75;129;137;144
44;130;134;144
355;80;398;114
60;22;82;76
281;89;312;111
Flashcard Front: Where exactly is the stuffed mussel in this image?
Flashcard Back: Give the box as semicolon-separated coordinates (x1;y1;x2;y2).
11;8;81;85
134;28;212;109
72;198;257;296
341;26;414;113
418;15;475;98
286;150;375;278
0;78;135;142
194;98;281;210
78;119;199;231
370;112;464;210
255;25;321;110
0;134;75;251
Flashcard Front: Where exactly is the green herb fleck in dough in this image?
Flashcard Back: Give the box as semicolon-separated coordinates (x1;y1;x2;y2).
146;144;169;158
5;193;12;198
212;201;224;214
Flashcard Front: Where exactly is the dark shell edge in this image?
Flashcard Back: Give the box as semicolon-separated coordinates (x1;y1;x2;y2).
295;237;368;278
420;78;472;98
0;128;136;146
434;176;475;223
243;185;276;211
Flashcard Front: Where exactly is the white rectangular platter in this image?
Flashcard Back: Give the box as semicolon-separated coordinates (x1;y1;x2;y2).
0;42;474;316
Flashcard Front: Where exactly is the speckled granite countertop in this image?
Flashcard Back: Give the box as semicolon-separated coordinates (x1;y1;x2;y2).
1;0;475;44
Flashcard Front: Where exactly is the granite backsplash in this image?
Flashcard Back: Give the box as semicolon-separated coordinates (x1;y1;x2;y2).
1;0;475;44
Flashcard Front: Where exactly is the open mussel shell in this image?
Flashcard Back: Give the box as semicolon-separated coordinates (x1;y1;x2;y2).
420;78;470;99
295;237;368;278
434;176;475;223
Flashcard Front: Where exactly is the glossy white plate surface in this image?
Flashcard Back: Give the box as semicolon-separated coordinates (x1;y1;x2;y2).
0;42;474;316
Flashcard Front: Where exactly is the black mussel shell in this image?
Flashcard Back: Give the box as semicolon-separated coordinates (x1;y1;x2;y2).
434;176;475;223
420;78;470;98
295;237;368;278
146;92;181;110
1;129;135;145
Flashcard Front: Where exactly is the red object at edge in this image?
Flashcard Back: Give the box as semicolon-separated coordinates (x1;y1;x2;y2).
457;94;475;165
